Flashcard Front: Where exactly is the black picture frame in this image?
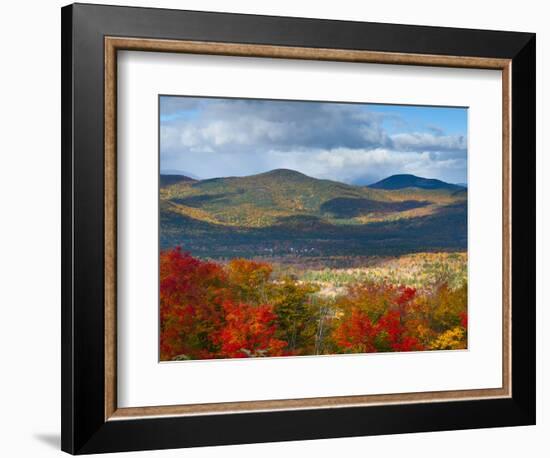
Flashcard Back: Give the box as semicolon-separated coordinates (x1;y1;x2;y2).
61;3;536;454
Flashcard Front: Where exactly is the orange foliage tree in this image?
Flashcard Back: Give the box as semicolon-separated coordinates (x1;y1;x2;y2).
332;285;424;353
215;300;286;358
226;258;272;304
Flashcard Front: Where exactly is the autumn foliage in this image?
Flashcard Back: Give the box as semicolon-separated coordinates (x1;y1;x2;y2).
334;286;425;353
160;247;467;361
216;301;286;358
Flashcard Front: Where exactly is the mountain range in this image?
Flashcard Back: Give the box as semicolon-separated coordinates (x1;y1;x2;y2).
160;169;467;258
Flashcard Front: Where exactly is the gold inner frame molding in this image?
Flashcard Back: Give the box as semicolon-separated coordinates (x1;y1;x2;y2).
104;36;512;421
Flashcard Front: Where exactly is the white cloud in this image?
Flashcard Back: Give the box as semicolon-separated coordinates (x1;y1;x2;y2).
160;97;467;184
391;132;466;152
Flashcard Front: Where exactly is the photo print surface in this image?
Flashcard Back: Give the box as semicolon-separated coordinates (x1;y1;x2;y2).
159;95;468;361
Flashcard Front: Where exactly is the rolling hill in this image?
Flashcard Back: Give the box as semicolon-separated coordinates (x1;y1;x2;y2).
159;174;196;187
369;174;465;192
160;169;467;259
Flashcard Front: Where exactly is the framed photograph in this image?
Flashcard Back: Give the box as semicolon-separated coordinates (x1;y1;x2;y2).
61;3;536;454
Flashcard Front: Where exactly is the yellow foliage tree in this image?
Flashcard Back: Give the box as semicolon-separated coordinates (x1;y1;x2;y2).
429;326;467;350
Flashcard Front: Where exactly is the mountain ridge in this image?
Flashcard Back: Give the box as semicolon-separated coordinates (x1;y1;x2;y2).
160;168;465;228
160;174;196;187
161;170;463;192
368;174;464;191
159;168;467;257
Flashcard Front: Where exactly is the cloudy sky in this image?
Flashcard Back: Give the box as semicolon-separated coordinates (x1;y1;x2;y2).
160;96;467;185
